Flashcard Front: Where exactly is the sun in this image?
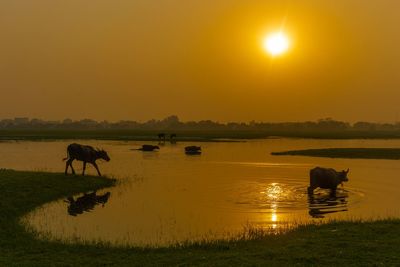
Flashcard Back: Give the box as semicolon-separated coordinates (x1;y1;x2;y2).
263;32;290;56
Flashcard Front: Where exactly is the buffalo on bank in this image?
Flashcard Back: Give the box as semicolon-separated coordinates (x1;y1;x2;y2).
64;143;110;176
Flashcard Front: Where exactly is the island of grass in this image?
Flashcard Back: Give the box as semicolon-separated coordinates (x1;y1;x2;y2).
271;148;400;160
1;169;400;266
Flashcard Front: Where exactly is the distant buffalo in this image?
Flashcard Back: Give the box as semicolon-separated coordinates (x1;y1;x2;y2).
158;133;166;142
63;143;110;176
136;145;160;151
308;167;349;194
185;146;201;155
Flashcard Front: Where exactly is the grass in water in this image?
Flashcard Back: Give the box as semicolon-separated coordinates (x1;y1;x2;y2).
0;169;400;266
272;148;400;160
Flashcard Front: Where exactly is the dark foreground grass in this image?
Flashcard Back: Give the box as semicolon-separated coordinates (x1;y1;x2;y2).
1;170;400;266
272;148;400;159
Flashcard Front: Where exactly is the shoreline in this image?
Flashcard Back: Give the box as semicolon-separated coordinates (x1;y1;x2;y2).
1;169;399;265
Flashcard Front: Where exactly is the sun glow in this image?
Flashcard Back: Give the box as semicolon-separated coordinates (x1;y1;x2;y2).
263;32;290;56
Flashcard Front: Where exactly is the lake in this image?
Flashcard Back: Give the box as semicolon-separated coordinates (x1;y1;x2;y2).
2;139;400;246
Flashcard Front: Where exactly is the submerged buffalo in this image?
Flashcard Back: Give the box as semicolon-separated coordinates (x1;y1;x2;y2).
308;167;349;194
135;145;160;151
185;146;201;155
63;143;110;176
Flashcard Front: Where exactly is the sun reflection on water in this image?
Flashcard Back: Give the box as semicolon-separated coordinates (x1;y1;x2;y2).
266;183;284;200
265;183;284;229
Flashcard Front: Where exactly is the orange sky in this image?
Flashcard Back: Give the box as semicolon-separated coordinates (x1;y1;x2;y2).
1;0;400;122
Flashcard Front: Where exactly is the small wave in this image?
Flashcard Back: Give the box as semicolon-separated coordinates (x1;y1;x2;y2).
224;180;365;220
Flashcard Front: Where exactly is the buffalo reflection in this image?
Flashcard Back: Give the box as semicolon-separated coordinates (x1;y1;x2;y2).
308;190;348;218
65;191;111;216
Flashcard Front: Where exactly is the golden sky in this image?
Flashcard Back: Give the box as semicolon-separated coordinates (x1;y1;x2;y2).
1;0;400;122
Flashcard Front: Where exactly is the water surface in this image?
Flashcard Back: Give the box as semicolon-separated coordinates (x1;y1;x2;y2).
2;139;400;246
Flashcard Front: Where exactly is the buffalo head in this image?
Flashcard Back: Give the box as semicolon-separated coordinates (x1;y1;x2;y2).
339;168;349;182
97;149;111;162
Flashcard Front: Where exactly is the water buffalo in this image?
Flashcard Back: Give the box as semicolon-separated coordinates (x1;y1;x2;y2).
185;146;201;155
170;133;177;143
137;145;160;151
308;167;349;194
63;143;110;176
158;133;166;142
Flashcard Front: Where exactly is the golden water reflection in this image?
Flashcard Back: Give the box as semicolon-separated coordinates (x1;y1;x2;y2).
66;191;111;217
264;184;282;229
6;139;400;246
308;191;349;218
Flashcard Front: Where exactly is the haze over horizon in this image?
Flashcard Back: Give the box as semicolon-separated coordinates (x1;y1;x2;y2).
1;115;399;125
1;1;400;123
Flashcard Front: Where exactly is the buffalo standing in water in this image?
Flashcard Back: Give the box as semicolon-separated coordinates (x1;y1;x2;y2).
63;143;110;176
308;167;349;195
158;133;166;142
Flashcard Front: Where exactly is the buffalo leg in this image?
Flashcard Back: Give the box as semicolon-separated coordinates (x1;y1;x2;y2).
330;187;337;196
69;160;76;175
82;162;87;176
92;162;102;176
307;186;315;195
65;161;69;175
65;159;75;175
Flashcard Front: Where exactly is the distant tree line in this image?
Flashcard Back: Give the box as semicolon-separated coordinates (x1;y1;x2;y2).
1;116;400;132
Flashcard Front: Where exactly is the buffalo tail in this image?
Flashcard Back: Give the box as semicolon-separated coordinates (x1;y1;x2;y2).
63;150;69;161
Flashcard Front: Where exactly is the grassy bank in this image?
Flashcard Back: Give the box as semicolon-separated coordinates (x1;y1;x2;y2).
272;148;400;159
2;129;400;141
1;169;400;266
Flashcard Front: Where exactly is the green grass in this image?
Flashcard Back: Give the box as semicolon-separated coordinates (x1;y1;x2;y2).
272;148;400;159
1;169;400;266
